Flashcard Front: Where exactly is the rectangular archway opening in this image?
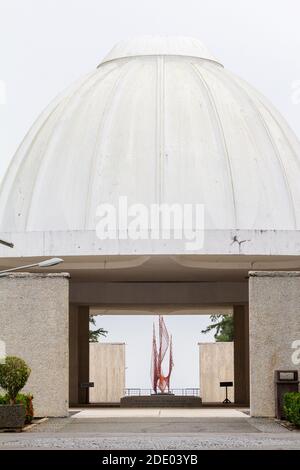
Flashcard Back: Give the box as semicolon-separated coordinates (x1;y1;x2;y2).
69;305;249;410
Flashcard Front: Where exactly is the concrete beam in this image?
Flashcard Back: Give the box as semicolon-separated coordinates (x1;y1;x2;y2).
1;229;300;257
70;281;248;306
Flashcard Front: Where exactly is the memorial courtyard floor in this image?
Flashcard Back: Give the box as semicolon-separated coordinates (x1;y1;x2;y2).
0;408;299;450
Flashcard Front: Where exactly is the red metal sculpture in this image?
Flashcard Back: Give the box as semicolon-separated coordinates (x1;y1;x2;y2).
151;315;174;393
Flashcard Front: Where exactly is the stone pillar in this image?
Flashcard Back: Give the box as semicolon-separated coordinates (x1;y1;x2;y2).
69;305;89;405
249;272;300;417
78;306;90;403
69;305;79;405
0;273;69;417
234;305;250;405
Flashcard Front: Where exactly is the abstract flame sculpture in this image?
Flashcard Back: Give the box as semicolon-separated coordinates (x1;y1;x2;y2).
151;315;174;393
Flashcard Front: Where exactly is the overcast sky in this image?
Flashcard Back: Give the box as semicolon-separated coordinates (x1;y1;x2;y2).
0;0;299;388
1;0;300;181
98;315;214;390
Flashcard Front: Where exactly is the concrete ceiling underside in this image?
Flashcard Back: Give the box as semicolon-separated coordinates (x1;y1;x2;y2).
89;305;233;315
1;254;300;282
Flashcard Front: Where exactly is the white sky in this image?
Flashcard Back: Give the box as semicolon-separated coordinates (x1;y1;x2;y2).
0;0;299;388
93;315;215;389
1;0;300;182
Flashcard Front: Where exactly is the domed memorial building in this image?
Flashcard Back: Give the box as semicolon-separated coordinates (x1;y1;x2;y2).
0;37;299;417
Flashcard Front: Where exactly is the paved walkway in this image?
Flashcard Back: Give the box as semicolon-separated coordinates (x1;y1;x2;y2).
70;407;249;418
0;408;299;450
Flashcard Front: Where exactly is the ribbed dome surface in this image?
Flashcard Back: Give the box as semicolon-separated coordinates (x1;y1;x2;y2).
1;36;300;232
100;35;221;65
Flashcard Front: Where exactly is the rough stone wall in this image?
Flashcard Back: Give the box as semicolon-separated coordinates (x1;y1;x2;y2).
249;271;300;417
0;273;69;417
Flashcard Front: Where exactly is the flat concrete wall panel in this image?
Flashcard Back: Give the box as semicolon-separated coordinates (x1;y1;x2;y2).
199;342;234;403
90;343;125;403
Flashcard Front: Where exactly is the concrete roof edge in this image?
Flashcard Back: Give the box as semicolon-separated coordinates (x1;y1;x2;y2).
0;272;70;279
249;271;300;277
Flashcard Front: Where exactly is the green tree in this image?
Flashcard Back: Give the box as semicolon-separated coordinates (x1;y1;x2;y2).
201;314;234;342
89;317;108;342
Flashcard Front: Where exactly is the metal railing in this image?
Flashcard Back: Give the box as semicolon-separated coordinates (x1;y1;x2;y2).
124;388;200;397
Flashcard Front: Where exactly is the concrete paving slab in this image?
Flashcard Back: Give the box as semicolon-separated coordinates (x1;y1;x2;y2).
54;418;257;434
70;407;249;419
0;410;298;449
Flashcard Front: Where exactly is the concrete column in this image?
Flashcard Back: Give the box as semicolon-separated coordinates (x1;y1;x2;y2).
69;305;79;405
78;306;90;404
69;305;89;404
0;273;69;417
249;272;300;417
234;305;250;405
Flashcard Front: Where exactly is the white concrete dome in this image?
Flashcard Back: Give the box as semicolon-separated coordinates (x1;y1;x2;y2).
1;35;300;233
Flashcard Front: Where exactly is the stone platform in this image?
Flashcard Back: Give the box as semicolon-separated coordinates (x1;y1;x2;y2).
120;394;202;408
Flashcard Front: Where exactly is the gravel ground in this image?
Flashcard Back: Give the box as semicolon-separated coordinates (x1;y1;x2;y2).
0;433;300;450
247;417;290;433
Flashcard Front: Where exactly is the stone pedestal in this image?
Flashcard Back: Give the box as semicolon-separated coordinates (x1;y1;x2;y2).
120;394;202;408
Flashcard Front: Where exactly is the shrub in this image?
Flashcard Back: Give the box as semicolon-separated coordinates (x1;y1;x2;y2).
0;393;34;424
0;395;7;405
0;356;31;404
16;393;34;424
283;392;300;427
